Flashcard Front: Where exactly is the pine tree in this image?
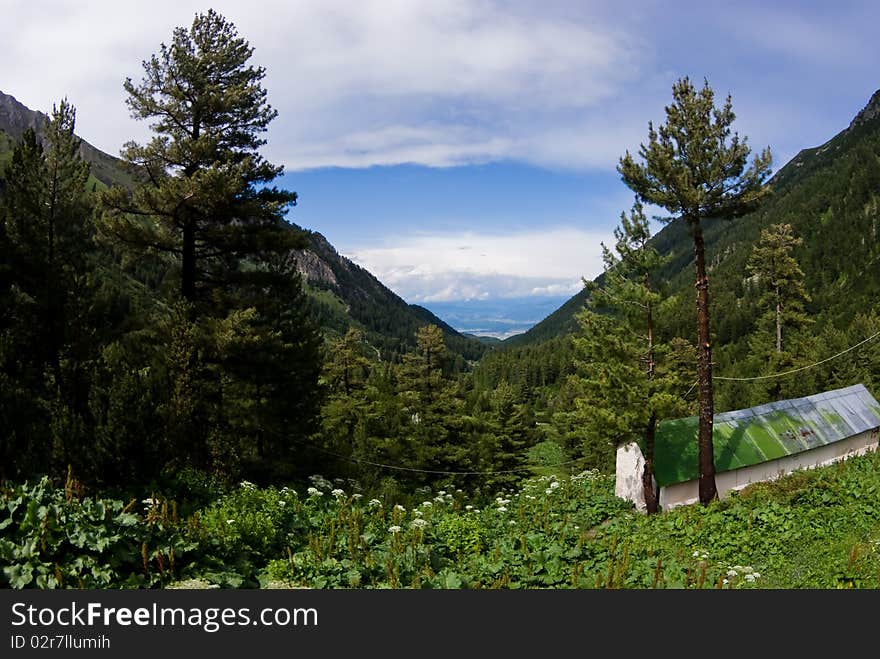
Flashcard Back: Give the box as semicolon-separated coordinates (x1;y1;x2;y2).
99;10;321;478
0;101;96;475
100;8;307;310
571;202;694;512
746;223;811;355
618;78;772;504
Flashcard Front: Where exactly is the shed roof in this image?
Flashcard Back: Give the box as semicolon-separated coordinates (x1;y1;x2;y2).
653;384;880;487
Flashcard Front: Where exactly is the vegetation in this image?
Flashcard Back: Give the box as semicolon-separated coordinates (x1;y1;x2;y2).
5;450;880;589
3;10;880;590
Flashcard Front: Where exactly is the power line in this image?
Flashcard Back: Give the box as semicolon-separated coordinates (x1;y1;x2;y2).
714;329;880;382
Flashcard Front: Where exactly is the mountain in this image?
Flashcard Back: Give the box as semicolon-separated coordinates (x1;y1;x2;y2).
293;229;486;362
506;87;880;349
0;90;139;189
0;90;485;363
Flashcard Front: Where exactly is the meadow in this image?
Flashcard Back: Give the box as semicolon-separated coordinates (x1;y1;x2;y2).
3;449;879;590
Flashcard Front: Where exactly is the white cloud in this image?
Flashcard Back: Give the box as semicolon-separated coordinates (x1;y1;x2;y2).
345;227;610;302
4;1;874;174
0;0;640;170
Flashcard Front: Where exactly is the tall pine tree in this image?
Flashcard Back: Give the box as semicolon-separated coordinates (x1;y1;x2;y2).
99;10;321;479
100;8;307;311
0;101;97;477
618;78;772;504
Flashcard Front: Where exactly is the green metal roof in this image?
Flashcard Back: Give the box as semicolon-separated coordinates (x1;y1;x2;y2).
653;384;880;487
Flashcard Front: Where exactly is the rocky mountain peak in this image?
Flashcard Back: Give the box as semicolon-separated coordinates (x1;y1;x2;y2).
0;90;48;140
849;89;880;130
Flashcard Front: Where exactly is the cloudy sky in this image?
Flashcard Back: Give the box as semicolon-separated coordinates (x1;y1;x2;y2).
4;0;880;307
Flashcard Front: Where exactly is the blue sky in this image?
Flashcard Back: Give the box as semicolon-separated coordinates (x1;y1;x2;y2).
4;0;880;311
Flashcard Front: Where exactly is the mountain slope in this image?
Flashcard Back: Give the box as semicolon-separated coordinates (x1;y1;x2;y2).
0;90;139;189
506;87;880;349
294;229;486;362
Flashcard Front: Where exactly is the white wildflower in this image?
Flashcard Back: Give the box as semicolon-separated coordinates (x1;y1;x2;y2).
438;490;446;496
414;510;423;517
727;569;738;578
226;519;235;525
307;487;320;496
434;496;445;503
368;499;381;507
509;520;516;525
352;494;363;500
753;572;761;579
331;488;345;497
545;488;553;495
549;481;560;490
465;505;474;511
278;500;286;507
722;578;729;585
239;480;256;490
421;501;433;508
496;506;508;513
744;573;756;582
692;551;701;558
410;518;428;529
388;525;402;534
394;504;406;512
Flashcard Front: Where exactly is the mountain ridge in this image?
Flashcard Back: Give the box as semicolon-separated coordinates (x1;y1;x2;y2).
0;90;140;189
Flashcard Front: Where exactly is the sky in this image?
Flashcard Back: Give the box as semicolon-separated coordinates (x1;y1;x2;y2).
3;0;880;323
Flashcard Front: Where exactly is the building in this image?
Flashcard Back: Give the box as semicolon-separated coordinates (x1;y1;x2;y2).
615;384;880;511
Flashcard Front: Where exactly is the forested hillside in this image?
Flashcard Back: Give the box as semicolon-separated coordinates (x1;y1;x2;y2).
294;228;486;364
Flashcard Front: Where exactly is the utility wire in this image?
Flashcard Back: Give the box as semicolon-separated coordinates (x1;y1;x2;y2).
714;328;880;382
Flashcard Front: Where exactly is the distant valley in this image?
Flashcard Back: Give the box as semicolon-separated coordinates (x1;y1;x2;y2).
418;295;571;340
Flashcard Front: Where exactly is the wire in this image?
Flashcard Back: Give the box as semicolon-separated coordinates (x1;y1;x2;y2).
714;329;880;382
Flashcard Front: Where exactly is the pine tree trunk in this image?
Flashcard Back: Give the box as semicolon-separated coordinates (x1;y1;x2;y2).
691;221;717;504
643;275;659;514
775;286;782;353
643;411;659;514
182;221;196;304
